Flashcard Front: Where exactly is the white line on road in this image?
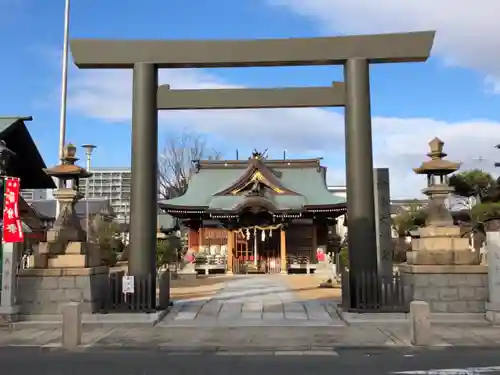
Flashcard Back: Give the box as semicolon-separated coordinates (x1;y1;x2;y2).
392;366;500;374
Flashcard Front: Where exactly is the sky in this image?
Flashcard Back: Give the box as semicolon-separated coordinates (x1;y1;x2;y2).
1;0;500;198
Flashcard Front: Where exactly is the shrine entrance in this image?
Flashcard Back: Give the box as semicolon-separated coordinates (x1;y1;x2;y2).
70;31;435;310
232;227;282;274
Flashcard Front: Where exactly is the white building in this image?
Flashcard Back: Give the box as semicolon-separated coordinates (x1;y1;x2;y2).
80;167;131;223
20;189;48;201
327;185;348;240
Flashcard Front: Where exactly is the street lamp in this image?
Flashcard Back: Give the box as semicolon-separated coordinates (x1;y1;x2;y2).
81;144;96;242
0;141;15;177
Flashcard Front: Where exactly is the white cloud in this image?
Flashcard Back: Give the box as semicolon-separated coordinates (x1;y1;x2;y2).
268;0;500;91
68;68;500;199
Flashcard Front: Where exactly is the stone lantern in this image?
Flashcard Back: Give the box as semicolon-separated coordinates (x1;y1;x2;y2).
17;144;109;316
28;143;102;268
44;143;91;250
408;137;479;265
398;138;488;315
414;137;459;227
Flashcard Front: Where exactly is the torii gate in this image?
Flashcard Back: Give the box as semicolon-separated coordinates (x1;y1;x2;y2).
69;31;435;307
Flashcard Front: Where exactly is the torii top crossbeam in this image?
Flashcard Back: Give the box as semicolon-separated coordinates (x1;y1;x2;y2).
70;31;435;69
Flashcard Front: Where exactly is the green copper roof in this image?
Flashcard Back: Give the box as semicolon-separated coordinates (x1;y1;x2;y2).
158;213;178;231
160;162;345;211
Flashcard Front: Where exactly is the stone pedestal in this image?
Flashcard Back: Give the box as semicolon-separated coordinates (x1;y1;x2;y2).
31;242;101;269
407;226;480;265
0;242;20;322
17;266;109;316
400;264;488;313
485;231;500;324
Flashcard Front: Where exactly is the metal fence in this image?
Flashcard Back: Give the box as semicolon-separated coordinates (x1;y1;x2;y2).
341;269;410;313
99;270;170;313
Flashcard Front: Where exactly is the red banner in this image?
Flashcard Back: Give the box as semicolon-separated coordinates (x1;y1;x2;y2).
3;177;23;243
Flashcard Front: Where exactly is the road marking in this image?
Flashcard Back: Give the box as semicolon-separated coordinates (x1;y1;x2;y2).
274;350;339;356
392;366;500;374
215;351;274;356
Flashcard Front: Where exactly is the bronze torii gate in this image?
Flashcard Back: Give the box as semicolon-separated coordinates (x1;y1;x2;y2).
70;31;435;293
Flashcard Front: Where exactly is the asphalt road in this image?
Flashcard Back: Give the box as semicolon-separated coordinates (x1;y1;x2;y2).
1;348;500;375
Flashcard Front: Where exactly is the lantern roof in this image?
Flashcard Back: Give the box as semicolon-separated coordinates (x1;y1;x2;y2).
413;137;461;175
44;143;92;179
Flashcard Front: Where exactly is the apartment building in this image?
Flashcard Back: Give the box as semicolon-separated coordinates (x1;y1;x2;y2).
20;189;48;201
80;167;131;223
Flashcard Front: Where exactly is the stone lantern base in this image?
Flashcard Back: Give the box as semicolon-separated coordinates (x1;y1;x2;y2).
401;225;488;314
30;242;102;269
17;242;110;317
407;226;480;265
400;264;488;313
17;266;109;316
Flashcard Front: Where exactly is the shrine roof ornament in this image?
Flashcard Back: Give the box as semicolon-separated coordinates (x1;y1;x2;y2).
214;153;300;196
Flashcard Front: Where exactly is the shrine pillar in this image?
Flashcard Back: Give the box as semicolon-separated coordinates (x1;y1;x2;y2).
226;230;234;275
280;228;287;274
198;227;204;252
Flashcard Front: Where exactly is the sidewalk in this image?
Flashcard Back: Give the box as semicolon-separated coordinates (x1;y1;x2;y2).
2;323;500;349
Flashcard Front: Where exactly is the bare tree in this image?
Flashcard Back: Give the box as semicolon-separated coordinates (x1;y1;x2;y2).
158;132;222;199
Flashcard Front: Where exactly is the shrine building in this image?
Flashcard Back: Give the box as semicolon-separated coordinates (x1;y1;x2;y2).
159;152;346;274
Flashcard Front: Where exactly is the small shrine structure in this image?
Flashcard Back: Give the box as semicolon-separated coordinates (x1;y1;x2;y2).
400;138;488;314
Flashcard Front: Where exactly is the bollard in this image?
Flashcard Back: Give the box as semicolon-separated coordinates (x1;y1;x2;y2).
62;302;82;350
158;269;171;309
410;300;431;346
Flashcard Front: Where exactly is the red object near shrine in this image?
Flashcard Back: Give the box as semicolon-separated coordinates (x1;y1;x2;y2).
2;177;24;243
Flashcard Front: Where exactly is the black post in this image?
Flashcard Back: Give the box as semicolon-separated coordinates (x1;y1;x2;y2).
344;58;379;308
129;63;158;306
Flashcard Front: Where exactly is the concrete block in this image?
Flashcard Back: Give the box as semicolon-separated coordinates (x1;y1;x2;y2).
446;301;468;313
429;301;447;312
466;301;485;313
428;274;449;287
419;226;461;238
58;276;76;289
458;286;475;300
438;287;458;301
48;254;87;268
40;276;58;289
62;302;82;350
410;301;431;346
407;249;479;265
65;242;84;254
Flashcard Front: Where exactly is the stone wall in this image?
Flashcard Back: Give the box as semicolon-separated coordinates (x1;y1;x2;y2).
399;264;488;313
17;266;109;315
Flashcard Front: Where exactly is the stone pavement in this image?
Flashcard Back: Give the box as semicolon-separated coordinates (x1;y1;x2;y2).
3;275;500;350
160;275;344;327
3;323;500;350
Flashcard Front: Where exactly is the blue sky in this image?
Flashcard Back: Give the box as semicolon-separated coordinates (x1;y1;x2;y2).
1;0;499;197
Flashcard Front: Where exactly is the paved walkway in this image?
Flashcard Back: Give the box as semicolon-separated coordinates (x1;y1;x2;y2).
3;324;500;349
159;275;344;327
